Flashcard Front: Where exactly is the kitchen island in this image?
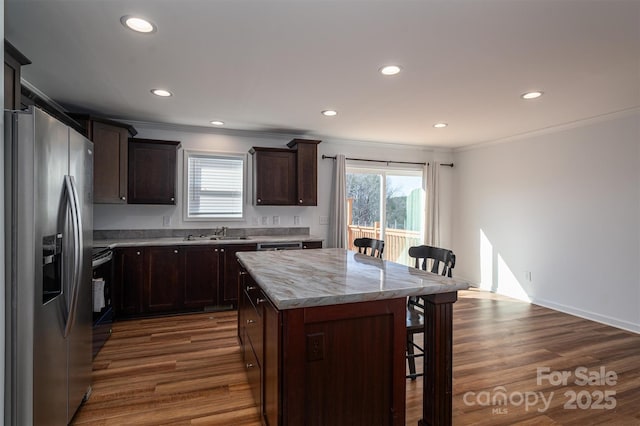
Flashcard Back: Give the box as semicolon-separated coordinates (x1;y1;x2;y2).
236;248;469;426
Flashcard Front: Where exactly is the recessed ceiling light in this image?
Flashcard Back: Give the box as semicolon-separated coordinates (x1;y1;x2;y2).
121;16;157;33
321;110;337;117
150;89;172;97
379;65;402;76
433;123;448;128
210;120;224;126
521;91;543;100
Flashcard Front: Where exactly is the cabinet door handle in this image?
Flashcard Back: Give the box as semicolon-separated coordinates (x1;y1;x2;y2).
299;199;303;203
120;196;126;201
256;298;266;304
247;285;257;291
246;363;254;369
257;198;262;203
170;197;175;202
214;248;218;252
239;271;247;276
220;248;225;252
174;250;178;254
136;251;141;255
246;319;255;324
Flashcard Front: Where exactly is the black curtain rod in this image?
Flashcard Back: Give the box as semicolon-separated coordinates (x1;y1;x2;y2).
321;155;453;167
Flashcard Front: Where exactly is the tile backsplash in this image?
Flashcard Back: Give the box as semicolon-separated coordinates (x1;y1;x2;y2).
94;227;310;240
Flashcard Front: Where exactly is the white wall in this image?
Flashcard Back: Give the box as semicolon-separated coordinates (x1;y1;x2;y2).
451;110;640;332
94;123;455;247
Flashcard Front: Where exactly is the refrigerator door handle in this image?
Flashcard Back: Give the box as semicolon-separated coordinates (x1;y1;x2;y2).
63;175;83;338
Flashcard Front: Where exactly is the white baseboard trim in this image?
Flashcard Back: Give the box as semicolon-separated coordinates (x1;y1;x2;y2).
530;297;640;334
461;285;640;334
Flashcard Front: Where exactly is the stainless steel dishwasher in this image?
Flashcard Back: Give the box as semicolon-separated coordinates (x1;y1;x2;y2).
256;241;303;251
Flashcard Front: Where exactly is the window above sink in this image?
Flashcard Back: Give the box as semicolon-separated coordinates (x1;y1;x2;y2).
184;150;246;221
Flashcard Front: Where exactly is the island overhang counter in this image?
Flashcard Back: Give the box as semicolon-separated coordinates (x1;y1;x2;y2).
236;248;470;426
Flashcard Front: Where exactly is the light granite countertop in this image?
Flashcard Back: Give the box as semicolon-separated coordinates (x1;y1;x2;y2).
94;234;323;248
236;248;470;310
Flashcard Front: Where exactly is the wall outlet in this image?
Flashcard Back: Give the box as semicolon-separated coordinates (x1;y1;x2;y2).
273;215;280;225
294;215;300;225
162;215;171;227
319;216;329;225
524;271;532;282
306;333;325;361
261;216;269;225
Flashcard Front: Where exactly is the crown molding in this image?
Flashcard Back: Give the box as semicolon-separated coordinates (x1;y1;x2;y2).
455;106;640;153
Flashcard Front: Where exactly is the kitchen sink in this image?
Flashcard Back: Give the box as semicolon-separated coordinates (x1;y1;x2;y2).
209;236;250;240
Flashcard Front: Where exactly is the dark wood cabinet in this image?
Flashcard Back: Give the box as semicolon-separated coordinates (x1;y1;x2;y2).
144;247;181;312
262;295;280;425
250;139;320;206
292;301;405;425
4;41;31;110
222;244;257;305
251;148;296;205
92;121;130;203
287;139;321;206
121;246;219;314
128;138;180;204
302;241;323;249
238;265;404;425
70;115;137;204
114;243;258;318
113;247;144;316
183;246;220;308
239;272;267;420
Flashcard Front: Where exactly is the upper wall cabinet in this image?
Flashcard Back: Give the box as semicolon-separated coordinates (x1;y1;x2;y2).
250;139;321;206
128;138;181;205
72;115;137;204
250;147;296;205
288;138;320;206
4;40;31;110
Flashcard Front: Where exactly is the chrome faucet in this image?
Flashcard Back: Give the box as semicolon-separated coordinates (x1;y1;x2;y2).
212;226;228;237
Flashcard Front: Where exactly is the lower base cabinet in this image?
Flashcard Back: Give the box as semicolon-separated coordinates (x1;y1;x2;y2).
183;245;220;308
113;241;321;318
145;246;181;312
114;244;240;317
223;244;257;305
114;248;144;316
262;292;280;426
238;266;406;426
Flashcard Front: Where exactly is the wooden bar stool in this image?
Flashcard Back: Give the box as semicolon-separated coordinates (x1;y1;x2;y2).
406;245;456;380
353;237;385;258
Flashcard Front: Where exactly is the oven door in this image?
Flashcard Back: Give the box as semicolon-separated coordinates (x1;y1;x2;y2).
91;248;113;358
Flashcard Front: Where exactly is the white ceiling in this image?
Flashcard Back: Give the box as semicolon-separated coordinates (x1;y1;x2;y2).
5;0;640;148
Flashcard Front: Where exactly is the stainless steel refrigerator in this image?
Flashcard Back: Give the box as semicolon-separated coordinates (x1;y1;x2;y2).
4;106;93;425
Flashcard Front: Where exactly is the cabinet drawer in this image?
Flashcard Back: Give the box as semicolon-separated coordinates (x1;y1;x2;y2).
244;341;261;408
244;287;263;365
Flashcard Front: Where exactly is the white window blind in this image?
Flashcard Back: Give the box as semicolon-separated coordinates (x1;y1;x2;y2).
186;152;244;219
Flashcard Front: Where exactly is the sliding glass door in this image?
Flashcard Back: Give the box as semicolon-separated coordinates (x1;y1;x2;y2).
346;165;424;265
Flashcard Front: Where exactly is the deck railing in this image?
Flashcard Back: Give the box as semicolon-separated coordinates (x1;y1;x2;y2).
347;225;422;266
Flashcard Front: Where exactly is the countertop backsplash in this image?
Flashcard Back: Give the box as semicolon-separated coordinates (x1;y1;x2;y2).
94;227;310;241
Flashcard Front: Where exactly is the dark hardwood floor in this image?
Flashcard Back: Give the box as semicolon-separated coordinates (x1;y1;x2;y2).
72;290;640;425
